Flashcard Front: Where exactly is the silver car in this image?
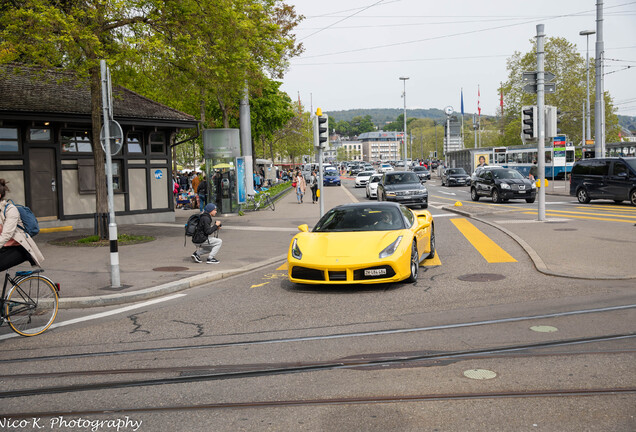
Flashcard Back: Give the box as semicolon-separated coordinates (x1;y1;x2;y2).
366;173;383;199
355;171;376;188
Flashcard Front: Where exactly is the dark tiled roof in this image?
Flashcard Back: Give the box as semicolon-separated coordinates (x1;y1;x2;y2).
0;64;197;124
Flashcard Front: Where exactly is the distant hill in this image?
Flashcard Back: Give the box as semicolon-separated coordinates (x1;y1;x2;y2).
325;108;453;127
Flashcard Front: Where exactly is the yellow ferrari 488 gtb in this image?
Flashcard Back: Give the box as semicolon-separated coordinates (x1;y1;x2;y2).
288;202;435;285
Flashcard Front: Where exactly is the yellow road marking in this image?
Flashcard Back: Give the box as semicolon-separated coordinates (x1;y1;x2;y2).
277;263;288;271
40;226;73;233
451;218;517;263
575;206;636;213
250;282;270;289
522;211;635;223
422;254;442;266
430;195;529;211
537;209;636;219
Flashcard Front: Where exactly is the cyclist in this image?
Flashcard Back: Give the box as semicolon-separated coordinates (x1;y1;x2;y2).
0;179;44;272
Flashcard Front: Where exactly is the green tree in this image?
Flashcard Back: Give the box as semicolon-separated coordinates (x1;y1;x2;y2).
0;0;303;236
501;36;619;146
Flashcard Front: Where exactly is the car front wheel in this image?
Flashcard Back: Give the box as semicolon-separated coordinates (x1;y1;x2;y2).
492;189;501;203
406;242;418;283
577;188;591;204
471;187;479;201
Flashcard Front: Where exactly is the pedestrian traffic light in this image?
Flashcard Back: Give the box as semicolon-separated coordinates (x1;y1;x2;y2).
313;108;329;149
521;105;537;142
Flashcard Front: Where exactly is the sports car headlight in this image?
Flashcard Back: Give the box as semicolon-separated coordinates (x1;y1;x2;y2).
379;236;403;259
500;183;511;189
291;238;302;260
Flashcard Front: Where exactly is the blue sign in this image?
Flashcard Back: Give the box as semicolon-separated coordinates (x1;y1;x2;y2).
154;169;163;179
236;157;246;204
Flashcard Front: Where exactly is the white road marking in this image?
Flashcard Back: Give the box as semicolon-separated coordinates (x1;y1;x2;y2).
0;294;186;340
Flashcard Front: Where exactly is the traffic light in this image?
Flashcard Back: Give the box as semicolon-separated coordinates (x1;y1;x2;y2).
313;108;329;149
521;105;537;142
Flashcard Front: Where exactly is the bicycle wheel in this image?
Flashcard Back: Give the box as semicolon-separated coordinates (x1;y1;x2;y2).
266;195;275;211
6;275;58;336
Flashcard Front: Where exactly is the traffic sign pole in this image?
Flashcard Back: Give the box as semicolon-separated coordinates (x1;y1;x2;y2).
536;24;546;222
100;60;120;288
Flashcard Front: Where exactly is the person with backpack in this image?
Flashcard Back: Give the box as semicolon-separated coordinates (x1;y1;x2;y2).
191;203;222;264
0;179;44;272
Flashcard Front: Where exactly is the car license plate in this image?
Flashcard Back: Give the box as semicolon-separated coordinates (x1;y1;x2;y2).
365;269;386;276
518;190;525;193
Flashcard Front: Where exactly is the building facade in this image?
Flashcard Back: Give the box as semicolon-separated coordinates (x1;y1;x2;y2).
0;64;198;229
357;131;404;162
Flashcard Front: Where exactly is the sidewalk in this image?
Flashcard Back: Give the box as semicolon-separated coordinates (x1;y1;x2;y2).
29;182;635;309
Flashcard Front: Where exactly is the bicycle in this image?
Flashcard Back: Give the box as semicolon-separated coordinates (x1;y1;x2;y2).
243;188;275;212
1;269;59;336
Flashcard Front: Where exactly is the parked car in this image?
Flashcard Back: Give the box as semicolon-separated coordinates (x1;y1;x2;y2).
323;168;341;186
377;171;428;209
441;167;470;186
569;157;636;205
287;202;435;284
366;173;383;199
411;166;431;181
470;167;536;203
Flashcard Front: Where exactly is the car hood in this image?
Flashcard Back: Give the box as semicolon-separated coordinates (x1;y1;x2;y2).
295;231;406;258
496;178;531;185
447;173;469;178
383;182;426;192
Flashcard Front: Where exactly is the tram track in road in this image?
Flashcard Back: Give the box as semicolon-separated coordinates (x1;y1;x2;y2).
1;304;634;365
5;387;636;419
1;332;634;400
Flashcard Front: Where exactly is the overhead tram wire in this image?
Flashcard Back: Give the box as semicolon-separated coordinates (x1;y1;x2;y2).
299;0;389;42
296;1;636;60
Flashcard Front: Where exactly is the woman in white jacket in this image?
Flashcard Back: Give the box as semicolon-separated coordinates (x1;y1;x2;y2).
0;179;44;272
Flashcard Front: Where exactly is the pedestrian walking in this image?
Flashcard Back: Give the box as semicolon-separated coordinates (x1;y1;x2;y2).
294;170;306;204
191;203;222;264
197;175;207;212
308;170;318;204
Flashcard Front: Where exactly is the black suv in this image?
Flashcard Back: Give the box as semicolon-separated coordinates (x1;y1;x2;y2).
569;157;636;205
471;167;536;203
377;171;428;209
441;167;470;186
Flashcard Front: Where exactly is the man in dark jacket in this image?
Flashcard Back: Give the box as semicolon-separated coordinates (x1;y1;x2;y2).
191;203;222;264
197;176;207;212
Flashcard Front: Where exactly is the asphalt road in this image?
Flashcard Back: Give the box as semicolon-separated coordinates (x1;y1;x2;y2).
1;175;635;432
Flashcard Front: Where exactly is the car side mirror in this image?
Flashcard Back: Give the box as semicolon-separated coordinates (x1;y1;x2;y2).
421;179;427;184
298;224;309;232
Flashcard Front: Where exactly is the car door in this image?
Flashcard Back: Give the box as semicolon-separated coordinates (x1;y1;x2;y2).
586;160;611;198
606;161;631;201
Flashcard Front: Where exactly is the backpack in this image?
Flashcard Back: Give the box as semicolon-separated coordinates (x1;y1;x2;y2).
184;213;208;245
4;200;40;238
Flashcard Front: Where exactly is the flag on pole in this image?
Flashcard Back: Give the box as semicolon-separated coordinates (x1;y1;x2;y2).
477;85;481;117
461;88;464;116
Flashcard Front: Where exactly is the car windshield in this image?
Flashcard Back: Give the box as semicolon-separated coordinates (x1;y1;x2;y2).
369;175;382;182
313;206;405;232
358;171;374;177
623;158;636;172
492;169;525;179
381;164;391;168
413;167;425;172
325;170;338;176
384;172;420;185
448;168;467;175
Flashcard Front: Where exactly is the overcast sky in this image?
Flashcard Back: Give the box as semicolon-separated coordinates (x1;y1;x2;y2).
279;0;636;118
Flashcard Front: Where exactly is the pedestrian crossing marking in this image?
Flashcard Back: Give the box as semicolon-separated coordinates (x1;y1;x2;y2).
450;218;517;263
576;206;636;214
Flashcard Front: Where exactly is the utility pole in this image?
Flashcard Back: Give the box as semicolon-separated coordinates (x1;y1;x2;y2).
594;1;605;157
536;24;546;221
579;29;595;143
400;76;409;167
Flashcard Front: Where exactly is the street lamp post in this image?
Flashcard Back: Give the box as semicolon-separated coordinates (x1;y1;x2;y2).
580;29;595;143
399;76;409;167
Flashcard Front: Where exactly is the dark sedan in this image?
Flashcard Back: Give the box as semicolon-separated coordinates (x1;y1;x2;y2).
377;171;428;209
441;167;470;186
470;167;537;203
412;166;431;181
